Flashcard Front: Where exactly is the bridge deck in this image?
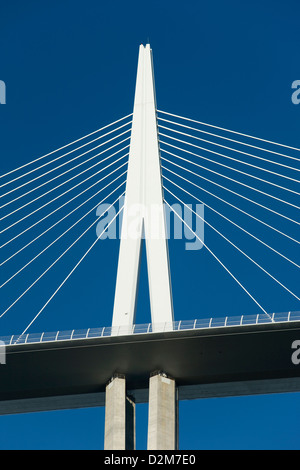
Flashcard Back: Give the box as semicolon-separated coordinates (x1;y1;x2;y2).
1;311;299;346
0;316;299;415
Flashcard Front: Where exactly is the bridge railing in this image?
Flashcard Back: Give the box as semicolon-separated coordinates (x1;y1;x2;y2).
1;311;299;346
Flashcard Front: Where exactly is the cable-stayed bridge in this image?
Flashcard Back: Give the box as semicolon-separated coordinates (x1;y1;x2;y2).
1;44;300;450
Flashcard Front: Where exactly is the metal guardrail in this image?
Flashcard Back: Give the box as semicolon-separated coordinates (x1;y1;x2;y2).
1;311;300;346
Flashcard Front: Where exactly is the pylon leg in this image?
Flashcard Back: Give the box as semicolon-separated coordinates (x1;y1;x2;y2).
147;371;178;450
104;375;135;450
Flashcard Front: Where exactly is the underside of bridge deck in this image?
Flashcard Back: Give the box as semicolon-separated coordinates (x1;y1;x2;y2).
0;321;299;415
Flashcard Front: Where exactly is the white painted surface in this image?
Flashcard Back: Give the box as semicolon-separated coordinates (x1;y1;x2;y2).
112;44;173;331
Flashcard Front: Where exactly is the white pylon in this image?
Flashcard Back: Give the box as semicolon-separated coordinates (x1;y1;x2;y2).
112;44;174;332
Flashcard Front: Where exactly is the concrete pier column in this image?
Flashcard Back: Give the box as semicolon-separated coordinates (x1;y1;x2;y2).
147;371;178;450
104;375;135;450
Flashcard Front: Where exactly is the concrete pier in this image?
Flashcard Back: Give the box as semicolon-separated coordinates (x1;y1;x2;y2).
104;375;135;450
147;371;177;450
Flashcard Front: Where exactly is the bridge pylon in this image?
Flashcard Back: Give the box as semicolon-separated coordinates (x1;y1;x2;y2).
105;44;177;450
112;43;174;333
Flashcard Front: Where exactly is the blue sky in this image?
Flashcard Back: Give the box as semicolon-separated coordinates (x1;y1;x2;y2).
0;0;299;449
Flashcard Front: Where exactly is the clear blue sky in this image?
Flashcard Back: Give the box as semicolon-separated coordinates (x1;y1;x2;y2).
0;0;299;449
